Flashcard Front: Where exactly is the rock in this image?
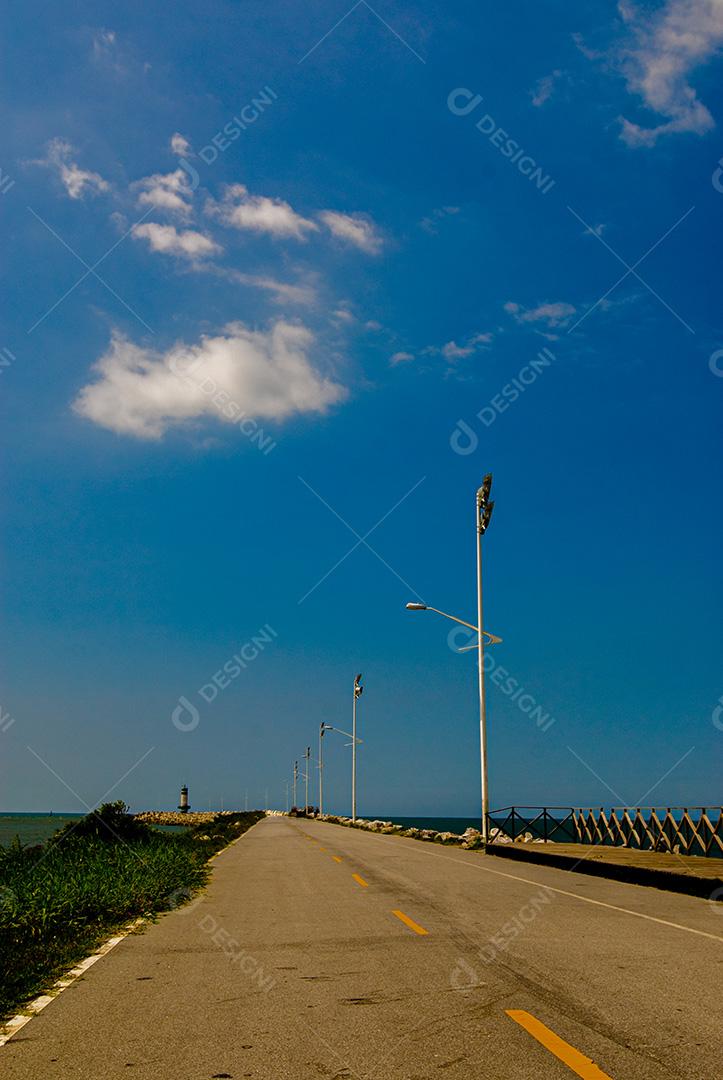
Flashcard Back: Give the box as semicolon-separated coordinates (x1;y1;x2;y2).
436;831;462;844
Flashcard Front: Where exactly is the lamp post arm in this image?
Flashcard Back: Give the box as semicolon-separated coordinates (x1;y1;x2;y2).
422;605;502;644
424;605;479;632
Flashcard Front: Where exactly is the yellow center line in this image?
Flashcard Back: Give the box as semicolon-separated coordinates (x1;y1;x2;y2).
392;909;428;935
318;846;326;852
352;873;368;887
332;855;343;863
506;1011;613;1079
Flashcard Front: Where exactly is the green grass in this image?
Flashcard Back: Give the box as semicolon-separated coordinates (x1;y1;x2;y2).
0;802;263;1018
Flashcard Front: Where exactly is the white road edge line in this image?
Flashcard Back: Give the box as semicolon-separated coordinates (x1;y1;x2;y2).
0;815;266;1047
0;917;146;1047
308;824;723;944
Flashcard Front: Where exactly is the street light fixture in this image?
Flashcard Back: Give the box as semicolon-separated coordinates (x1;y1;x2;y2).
404;474;499;846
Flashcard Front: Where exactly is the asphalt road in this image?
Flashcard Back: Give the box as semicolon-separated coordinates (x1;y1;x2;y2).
3;815;722;1079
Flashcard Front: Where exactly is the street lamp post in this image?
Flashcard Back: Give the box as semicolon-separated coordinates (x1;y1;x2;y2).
352;674;363;822
320;724;362;818
319;722;333;815
304;746;310;813
476;474;494;845
405;474;497;845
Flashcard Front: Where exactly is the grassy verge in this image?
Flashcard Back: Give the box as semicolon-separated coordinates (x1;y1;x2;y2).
0;801;264;1019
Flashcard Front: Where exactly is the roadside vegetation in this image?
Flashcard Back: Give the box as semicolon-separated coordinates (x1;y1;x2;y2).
0;802;263;1018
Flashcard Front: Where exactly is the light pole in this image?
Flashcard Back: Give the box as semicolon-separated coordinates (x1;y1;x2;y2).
405;474;498;845
352;674;363;822
304;746;311;813
321;724;362;817
293;760;298;809
319;722;333;815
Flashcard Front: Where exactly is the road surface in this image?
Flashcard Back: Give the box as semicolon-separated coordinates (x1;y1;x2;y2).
3;815;722;1079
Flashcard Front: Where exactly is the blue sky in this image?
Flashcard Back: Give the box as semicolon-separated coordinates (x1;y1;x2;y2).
1;1;721;816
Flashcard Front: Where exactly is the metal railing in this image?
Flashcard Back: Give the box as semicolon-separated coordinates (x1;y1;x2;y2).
487;805;723;858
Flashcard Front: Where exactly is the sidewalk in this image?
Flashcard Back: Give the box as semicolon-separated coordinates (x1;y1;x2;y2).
487;840;723;899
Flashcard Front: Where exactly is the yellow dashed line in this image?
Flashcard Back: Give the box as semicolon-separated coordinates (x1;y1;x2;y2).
332;855;343;863
392;909;428;935
506;1011;613;1079
352;873;369;888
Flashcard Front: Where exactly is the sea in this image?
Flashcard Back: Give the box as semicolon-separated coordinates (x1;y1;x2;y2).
0;814;189;847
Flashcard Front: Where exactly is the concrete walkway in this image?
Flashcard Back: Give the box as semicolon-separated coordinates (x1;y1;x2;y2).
2;816;722;1079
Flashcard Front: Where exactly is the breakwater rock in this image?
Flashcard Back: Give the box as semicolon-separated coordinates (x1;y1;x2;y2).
133;810;238;826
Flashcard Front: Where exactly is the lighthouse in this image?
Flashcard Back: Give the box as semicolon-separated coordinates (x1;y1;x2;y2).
178;784;190;813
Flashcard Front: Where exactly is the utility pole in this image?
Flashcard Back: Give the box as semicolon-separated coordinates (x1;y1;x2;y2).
476;474;494;845
293;761;298;809
319;723;331;815
304;746;310;813
352;674;363;822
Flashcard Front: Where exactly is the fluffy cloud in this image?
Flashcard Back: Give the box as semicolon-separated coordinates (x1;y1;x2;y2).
33;138;110;199
617;0;723;145
73;321;347;440
207;184;318;240
170;133;192;156
131;223;221;259
318;211;383;254
389;351;414;365
133;168;194;218
442;341;475;360
504;301;576;328
531;70;563;107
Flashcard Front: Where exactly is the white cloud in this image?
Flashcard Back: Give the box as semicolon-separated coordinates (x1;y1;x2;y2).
617;0;723;145
210;267;317;305
207;184;318;240
318;211;383;254
131;223;221;259
442;341;474;360
170;133;191;156
419;206;460;234
390;351;414;365
32;138;110;199
504;301;576;328
133;168;194;218
531;70;563;107
73;321;347;440
92;28;118;66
